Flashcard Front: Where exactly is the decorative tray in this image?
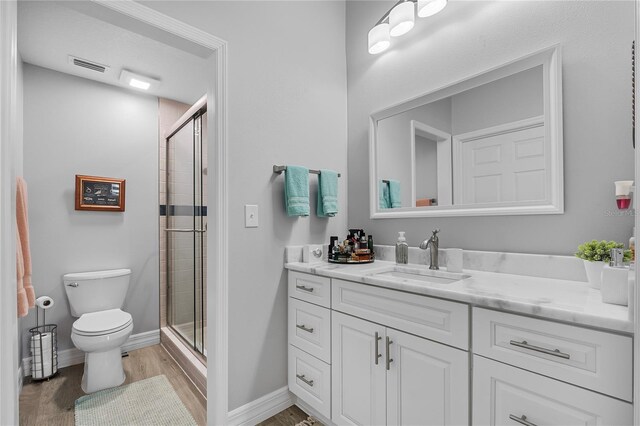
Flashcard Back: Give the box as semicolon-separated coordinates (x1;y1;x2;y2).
328;255;375;264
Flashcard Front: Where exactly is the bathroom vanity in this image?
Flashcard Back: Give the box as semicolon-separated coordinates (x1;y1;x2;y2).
285;250;633;425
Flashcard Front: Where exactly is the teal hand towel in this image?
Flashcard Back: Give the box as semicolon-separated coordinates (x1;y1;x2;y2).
379;180;391;209
317;169;338;217
285;165;310;216
388;179;402;208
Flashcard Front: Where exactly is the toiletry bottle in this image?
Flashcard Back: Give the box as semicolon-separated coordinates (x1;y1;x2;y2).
368;235;374;255
630;227;635;262
332;241;340;261
360;233;368;252
396;232;408;264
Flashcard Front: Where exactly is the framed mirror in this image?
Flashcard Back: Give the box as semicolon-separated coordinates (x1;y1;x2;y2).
370;45;563;218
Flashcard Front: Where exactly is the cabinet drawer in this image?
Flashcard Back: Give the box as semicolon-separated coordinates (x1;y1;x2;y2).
289;345;331;419
289;297;331;363
332;279;469;350
288;271;331;308
473;356;632;425
473;307;632;402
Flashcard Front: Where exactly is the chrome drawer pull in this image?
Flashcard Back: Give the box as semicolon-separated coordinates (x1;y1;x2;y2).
296;285;314;293
509;414;537;426
296;324;314;333
296;374;314;387
386;337;394;370
509;340;570;359
374;332;382;365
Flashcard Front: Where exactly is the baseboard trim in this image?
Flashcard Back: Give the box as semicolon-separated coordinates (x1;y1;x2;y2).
17;366;23;393
227;386;293;426
22;329;160;377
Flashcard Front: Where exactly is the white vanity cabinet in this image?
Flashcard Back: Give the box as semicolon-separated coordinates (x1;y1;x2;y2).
288;271;469;426
331;311;468;426
472;307;633;425
287;269;633;426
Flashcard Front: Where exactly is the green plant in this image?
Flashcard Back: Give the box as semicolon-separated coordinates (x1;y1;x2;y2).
575;240;631;262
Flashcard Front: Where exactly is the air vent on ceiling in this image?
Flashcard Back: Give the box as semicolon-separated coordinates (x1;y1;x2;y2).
67;56;110;73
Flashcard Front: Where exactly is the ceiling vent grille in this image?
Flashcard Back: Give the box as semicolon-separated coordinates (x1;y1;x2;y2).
68;56;109;73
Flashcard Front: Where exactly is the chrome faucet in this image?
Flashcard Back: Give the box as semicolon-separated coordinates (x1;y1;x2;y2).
419;229;440;270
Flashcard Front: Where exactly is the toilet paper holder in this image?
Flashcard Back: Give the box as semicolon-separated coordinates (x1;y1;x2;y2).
28;298;58;380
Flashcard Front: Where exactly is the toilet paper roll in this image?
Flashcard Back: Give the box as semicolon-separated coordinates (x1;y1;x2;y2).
31;361;57;379
35;296;54;310
30;333;52;348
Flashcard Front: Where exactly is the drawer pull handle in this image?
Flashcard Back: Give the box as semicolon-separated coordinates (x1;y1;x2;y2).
509;340;570;359
386;336;394;370
296;285;314;293
509;414;537;426
296;374;314;387
374;332;382;365
296;324;314;333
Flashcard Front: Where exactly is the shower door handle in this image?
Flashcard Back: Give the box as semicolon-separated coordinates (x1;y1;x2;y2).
165;228;206;233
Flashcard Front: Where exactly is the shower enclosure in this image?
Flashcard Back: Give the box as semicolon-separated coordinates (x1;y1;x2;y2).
165;97;207;358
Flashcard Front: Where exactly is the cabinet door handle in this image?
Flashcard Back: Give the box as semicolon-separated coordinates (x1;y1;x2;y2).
296;324;314;333
374;332;382;365
509;340;570;359
296;374;314;387
386;336;394;370
296;285;314;293
509;414;537;426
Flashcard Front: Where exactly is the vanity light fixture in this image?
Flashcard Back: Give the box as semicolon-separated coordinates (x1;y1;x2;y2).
368;0;447;55
417;0;448;18
119;70;160;91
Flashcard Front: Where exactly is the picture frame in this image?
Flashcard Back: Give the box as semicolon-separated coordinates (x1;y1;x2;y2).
75;175;126;212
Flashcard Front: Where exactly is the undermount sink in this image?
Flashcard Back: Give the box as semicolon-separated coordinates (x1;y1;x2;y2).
373;266;470;285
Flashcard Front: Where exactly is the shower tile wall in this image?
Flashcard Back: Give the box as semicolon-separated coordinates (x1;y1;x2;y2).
158;98;190;328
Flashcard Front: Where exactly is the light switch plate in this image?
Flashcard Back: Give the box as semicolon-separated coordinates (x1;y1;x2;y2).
245;204;258;228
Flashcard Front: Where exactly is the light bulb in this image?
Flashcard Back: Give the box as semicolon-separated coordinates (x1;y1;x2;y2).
417;0;448;17
368;23;390;54
389;1;415;37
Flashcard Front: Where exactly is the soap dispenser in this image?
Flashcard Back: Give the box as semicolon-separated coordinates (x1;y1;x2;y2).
601;248;630;306
396;232;408;264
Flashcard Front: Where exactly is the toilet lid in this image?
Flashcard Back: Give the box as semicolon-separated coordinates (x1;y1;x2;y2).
73;309;132;336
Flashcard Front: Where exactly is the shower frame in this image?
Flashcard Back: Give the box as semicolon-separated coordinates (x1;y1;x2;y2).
165;95;207;360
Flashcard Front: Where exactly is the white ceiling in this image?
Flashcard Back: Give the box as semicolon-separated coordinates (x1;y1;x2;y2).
17;1;211;105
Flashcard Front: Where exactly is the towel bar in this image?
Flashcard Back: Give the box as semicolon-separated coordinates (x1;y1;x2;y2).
273;165;341;177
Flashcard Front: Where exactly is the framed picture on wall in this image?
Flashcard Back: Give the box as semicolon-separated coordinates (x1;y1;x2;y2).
75;175;126;212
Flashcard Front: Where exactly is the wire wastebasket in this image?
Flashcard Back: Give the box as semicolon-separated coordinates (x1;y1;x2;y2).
29;324;58;380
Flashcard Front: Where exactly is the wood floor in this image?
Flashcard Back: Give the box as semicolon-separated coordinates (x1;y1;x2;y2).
19;344;311;426
20;345;206;426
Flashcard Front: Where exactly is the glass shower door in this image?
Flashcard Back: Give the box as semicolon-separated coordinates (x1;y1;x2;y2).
166;110;206;357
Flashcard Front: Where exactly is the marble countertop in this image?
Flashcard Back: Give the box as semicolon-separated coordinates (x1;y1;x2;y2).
285;260;633;333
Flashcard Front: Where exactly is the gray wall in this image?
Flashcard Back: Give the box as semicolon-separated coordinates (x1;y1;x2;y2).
451;65;543;135
21;64;159;354
141;1;348;410
347;0;635;254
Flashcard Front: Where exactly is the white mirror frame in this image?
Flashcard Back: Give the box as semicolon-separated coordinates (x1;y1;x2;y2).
369;45;563;218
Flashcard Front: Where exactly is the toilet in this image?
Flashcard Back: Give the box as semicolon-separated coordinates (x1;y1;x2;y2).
63;269;133;393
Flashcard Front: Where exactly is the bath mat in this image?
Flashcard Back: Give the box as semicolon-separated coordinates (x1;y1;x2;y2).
75;375;197;426
295;417;318;426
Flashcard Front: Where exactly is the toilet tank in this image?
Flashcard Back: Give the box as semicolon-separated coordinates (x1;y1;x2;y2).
63;269;131;317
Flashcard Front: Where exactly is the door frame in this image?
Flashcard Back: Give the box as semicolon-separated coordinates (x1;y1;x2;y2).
0;1;19;424
0;1;229;424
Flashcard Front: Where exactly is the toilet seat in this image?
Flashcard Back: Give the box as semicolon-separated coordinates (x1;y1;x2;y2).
73;309;132;336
